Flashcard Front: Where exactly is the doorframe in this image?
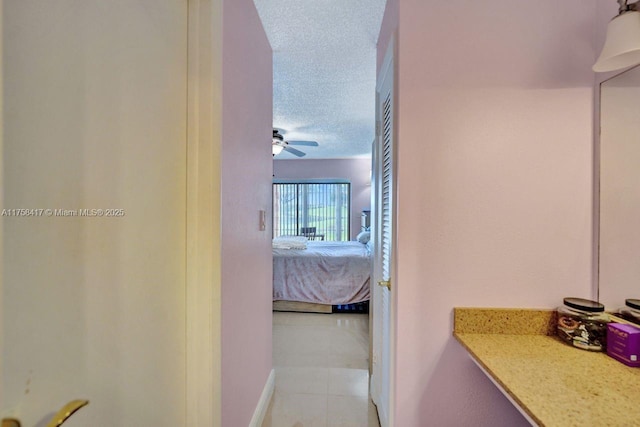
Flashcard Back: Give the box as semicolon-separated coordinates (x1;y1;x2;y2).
0;0;4;408
387;32;398;427
185;1;222;426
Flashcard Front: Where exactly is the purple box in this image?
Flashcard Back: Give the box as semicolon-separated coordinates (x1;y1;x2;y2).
607;323;640;367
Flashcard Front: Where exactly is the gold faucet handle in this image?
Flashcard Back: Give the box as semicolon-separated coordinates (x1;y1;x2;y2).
45;400;89;427
2;418;21;427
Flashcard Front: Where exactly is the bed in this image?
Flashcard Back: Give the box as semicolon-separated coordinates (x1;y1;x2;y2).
272;238;371;313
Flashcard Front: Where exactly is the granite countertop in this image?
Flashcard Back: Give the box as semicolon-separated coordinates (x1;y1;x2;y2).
453;308;640;427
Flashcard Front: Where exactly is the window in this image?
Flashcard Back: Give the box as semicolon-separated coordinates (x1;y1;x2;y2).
273;181;350;241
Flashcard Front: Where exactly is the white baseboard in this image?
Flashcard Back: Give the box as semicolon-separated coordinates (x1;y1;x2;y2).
249;368;275;427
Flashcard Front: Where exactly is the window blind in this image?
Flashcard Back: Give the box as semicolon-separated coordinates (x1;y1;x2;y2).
273;182;350;241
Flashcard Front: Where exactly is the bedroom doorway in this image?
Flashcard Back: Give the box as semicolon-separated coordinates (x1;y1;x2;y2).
269;176;378;425
269;178;376;424
260;0;390;423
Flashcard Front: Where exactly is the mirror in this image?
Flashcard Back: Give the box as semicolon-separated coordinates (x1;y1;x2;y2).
599;64;640;309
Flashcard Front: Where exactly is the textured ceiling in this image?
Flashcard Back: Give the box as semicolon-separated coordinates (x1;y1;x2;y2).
253;0;387;159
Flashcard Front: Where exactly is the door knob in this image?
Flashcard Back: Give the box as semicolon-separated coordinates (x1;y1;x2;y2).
2;399;88;427
46;399;89;427
378;280;391;290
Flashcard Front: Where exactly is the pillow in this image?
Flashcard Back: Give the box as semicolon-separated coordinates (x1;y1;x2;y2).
356;231;370;244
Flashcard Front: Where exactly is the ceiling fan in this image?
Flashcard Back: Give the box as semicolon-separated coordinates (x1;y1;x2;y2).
272;129;319;157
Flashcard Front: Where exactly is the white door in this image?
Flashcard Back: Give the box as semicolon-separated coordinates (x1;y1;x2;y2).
2;2;189;426
370;37;395;427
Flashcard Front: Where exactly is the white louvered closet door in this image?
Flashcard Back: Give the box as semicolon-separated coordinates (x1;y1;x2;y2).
370;37;394;427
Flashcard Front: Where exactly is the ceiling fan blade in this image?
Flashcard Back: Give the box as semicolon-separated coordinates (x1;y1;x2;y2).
287;140;319;147
283;146;306;157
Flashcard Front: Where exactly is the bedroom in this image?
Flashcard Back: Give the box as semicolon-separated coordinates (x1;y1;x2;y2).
268;158;378;426
272;159;372;310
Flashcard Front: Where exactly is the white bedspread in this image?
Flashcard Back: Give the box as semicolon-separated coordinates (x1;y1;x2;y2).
273;241;371;305
272;236;308;250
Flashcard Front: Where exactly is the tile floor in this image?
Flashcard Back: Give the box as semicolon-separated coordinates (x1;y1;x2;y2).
262;311;381;427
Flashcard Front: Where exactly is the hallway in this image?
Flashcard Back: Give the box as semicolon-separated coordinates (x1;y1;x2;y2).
263;311;380;426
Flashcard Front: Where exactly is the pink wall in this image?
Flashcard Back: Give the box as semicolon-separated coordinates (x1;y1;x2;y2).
380;0;599;425
221;0;273;425
274;158;372;239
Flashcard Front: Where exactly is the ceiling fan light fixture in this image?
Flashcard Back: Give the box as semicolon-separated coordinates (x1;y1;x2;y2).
271;128;316;157
594;2;640;72
272;143;284;156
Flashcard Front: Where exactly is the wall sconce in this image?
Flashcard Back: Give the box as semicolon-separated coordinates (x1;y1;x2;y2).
594;0;640;72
